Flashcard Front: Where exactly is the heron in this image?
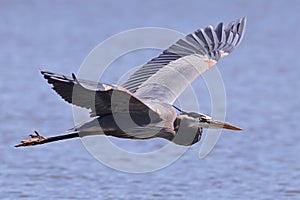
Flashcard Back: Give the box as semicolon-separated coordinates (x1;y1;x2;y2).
15;17;246;148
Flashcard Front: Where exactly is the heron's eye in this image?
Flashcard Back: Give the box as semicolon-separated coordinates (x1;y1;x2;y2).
199;117;211;123
199;118;207;123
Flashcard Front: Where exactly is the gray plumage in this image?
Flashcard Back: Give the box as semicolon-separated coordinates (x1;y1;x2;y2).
15;17;246;148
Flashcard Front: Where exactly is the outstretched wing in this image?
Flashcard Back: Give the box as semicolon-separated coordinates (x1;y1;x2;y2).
122;17;246;104
41;71;161;125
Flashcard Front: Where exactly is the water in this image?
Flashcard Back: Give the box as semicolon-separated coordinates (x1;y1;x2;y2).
1;0;300;199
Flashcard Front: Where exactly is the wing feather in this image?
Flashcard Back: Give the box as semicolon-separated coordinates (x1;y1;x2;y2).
122;17;246;95
41;71;161;125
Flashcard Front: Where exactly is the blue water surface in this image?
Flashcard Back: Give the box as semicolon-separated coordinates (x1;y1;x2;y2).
1;0;300;199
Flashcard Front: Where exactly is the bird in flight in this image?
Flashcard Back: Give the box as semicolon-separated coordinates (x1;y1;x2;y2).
15;17;246;147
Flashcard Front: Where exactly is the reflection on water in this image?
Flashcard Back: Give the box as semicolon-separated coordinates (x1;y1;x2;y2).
1;0;300;199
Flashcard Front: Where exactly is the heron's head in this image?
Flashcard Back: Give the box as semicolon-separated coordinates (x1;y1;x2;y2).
182;111;242;131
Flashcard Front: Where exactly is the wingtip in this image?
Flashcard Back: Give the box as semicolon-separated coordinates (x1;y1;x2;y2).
72;73;81;85
236;16;247;45
39;69;53;76
235;16;247;24
240;16;247;27
39;69;46;75
229;17;247;28
72;73;77;81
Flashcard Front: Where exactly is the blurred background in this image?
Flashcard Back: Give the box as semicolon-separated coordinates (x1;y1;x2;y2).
1;0;300;199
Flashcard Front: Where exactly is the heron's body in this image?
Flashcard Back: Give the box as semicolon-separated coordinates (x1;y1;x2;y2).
74;106;202;146
16;17;246;147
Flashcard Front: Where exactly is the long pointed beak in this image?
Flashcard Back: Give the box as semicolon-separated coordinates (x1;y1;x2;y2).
209;120;242;131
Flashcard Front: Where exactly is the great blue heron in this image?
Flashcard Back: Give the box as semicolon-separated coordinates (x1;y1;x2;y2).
15;17;246;148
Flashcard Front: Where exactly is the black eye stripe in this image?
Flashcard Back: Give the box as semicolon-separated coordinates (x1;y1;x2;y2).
199;118;210;123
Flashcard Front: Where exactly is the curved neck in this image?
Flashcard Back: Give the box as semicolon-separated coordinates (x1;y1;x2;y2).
157;116;202;146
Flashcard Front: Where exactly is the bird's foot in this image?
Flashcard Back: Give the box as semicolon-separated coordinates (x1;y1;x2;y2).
15;130;47;147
